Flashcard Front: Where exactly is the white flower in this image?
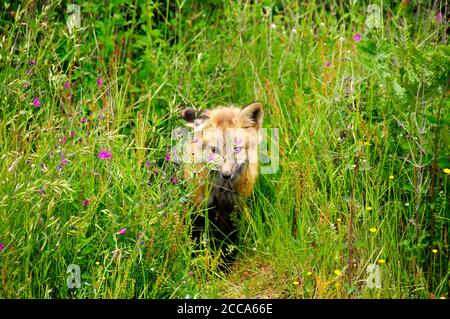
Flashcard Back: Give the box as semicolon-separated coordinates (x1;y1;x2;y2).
270;23;277;30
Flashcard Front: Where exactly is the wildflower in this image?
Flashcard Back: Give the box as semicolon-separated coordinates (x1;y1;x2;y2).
64;81;70;89
443;168;450;175
165;151;171;161
98;150;112;160
292;28;297;34
95;261;100;265
0;243;5;251
81;117;87;124
38;188;45;196
83;199;89;207
366;206;373;211
364;141;370;146
32;97;41;107
389;175;394;180
369;227;377;233
432;249;438;254
353;33;361;42
435;12;442;23
117;228;127;235
378;259;386;264
56;165;62;171
145;161;151;167
59;137;67;144
293;281;299;285
170;175;179;185
153;169;158;174
334;269;341;276
236;138;243;146
207;154;215;162
97;78;102;87
30;59;36;65
61;158;69;165
337;218;342;222
325;61;331;67
306;272;313;276
40;163;46;169
70;132;75;138
270;23;277;30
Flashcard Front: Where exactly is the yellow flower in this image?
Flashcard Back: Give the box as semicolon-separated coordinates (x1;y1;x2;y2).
439;296;446;299
364;141;370;146
337;218;342;222
306;272;313;276
432;249;438;254
369;227;377;233
378;259;386;264
102;277;106;281
95;261;100;265
334;269;341;276
444;168;450;175
389;175;394;180
366;206;373;211
293;281;300;285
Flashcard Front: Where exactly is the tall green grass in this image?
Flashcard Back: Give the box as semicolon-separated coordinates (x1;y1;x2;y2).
0;0;448;298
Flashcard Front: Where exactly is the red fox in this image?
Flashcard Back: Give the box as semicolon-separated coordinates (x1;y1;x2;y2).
180;103;263;244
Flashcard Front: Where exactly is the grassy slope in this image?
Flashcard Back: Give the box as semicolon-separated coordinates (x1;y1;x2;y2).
0;1;448;298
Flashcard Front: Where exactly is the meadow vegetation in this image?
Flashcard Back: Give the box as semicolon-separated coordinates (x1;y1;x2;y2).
0;0;448;298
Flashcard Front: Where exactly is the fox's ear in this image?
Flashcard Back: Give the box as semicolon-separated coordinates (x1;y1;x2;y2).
180;108;209;128
238;102;263;128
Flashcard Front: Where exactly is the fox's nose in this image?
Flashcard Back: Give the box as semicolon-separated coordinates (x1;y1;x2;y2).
221;172;232;180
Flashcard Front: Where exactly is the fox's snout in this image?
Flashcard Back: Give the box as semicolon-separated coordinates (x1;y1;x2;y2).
219;160;239;180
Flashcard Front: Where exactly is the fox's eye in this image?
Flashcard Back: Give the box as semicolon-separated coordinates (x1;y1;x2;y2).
234;146;242;154
210;146;218;154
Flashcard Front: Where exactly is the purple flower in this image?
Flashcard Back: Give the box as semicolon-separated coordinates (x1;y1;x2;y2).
40;163;46;168
83;199;89;207
165;152;171;161
207;154;215;162
32;97;41;107
30;59;36;65
145;161;151;167
38;188;45;196
97;78;103;87
26;159;32;164
57;165;62;171
61;158;69;165
170;175;179;185
353;33;361;42
435;12;442;22
325;61;331;67
81;117;87;124
153;169;158;174
0;243;5;251
98;150;112;160
70;132;75;138
64;81;70;89
59;137;67;144
117;228;127;235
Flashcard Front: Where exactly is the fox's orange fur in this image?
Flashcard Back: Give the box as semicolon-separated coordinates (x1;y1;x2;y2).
180;103;263;240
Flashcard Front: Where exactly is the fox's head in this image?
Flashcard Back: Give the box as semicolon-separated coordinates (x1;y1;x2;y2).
181;103;263;193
